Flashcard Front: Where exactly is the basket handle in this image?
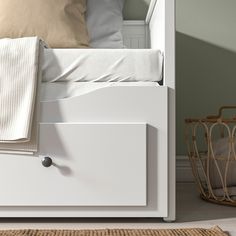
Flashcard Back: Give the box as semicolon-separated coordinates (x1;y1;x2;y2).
207;106;236;119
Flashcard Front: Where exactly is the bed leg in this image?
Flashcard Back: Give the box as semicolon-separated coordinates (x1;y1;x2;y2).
163;215;176;222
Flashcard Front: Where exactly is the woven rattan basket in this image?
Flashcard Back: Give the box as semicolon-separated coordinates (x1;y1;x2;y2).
185;106;236;206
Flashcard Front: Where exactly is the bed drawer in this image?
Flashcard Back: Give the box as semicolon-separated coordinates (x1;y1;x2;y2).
0;123;147;206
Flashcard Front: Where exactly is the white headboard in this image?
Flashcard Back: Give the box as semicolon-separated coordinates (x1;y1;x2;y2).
122;0;175;89
122;21;149;48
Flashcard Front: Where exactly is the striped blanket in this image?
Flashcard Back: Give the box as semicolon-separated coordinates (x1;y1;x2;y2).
0;37;44;154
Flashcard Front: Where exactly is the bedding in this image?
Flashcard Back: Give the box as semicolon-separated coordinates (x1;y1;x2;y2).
0;37;44;154
212;186;236;200
0;0;89;48
42;49;163;82
41;82;159;101
86;0;125;48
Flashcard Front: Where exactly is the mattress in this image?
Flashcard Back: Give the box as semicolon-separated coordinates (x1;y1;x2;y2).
42;49;163;83
40;82;159;101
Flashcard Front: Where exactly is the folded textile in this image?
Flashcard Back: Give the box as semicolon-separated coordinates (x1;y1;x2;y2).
0;37;44;154
212;186;236;200
208;137;236;188
212;137;236;156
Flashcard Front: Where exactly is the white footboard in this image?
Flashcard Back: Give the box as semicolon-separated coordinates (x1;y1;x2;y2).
0;85;169;218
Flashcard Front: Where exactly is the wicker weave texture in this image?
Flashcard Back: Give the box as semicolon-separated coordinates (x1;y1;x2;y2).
185;106;236;206
0;227;227;236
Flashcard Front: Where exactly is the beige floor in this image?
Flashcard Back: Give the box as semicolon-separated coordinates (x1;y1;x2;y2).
0;183;235;235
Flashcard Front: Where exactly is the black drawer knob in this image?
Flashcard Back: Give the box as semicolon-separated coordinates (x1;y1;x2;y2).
42;156;53;167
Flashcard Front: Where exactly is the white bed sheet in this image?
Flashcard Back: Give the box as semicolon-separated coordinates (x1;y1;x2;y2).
42;49;163;83
40;82;159;101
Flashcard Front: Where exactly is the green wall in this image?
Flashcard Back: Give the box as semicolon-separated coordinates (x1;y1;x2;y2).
123;0;151;20
122;0;236;155
176;0;236;155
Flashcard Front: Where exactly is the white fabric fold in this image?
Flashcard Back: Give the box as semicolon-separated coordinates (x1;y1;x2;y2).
42;49;163;83
0;37;44;154
40;82;159;101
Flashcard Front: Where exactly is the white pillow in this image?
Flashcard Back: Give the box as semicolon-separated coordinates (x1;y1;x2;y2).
86;0;125;48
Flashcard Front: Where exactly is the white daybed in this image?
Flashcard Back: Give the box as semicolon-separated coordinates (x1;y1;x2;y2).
0;0;175;221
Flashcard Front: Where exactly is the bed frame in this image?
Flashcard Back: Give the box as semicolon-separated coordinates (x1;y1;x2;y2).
0;0;175;221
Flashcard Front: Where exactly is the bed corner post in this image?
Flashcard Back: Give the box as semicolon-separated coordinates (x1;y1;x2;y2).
148;0;176;222
164;0;176;222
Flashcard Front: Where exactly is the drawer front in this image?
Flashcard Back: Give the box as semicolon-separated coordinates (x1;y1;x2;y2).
0;123;147;206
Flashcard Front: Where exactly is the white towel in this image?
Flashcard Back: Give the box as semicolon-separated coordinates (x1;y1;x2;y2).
209;137;236;188
212;186;236;200
0;37;44;154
